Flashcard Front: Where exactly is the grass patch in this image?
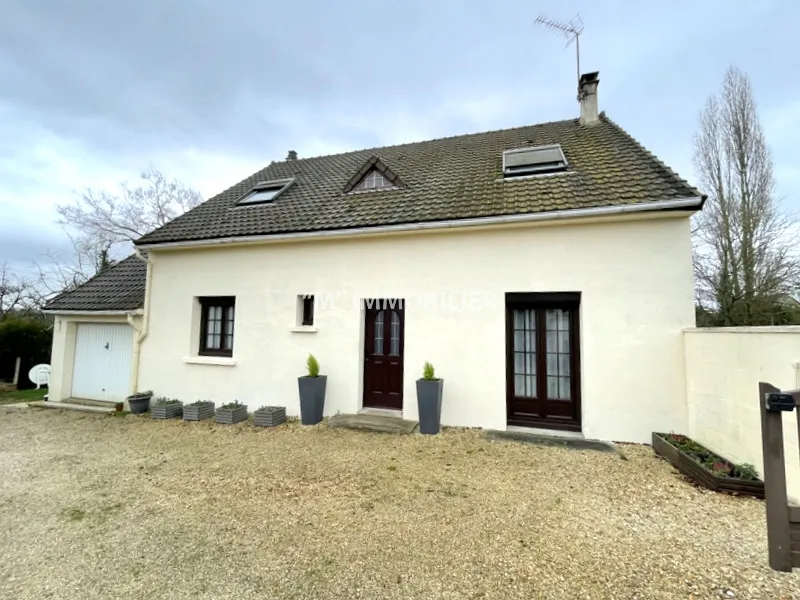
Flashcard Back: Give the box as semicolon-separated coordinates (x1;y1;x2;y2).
0;388;47;405
62;507;87;522
61;503;122;524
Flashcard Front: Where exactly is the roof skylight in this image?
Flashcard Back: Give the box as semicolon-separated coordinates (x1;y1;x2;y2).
237;178;294;205
503;145;568;177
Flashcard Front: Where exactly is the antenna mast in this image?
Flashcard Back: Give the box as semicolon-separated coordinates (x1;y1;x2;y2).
534;13;584;100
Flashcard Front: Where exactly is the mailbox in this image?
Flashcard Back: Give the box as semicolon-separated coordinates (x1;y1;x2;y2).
765;392;797;413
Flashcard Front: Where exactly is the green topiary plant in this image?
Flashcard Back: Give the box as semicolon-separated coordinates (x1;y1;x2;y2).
306;354;320;378
422;361;436;381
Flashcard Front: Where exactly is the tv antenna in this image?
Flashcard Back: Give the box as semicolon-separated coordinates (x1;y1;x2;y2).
534;13;584;99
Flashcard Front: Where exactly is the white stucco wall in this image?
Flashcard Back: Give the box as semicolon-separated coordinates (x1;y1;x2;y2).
48;314;138;402
685;327;800;503
138;214;695;442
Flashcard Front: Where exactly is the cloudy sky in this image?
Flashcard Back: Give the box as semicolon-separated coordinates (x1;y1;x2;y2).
1;0;798;273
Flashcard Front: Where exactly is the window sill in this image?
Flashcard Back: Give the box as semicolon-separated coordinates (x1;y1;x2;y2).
183;356;237;367
290;326;318;334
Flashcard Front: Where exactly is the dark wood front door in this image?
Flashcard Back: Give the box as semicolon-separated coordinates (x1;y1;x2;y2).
363;299;405;410
506;293;581;431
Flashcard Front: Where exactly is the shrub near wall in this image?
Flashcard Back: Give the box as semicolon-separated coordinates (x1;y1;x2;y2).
0;316;52;388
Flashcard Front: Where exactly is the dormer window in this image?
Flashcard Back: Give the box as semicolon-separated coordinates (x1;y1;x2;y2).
503;145;568;178
343;156;404;194
354;169;394;192
237;178;294;205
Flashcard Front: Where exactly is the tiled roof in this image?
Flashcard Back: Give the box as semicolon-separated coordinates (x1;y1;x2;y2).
136;113;701;246
43;255;147;312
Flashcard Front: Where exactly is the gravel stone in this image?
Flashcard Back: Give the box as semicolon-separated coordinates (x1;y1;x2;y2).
1;408;798;599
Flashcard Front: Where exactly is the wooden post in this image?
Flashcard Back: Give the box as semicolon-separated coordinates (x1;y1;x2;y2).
11;356;21;387
760;381;793;572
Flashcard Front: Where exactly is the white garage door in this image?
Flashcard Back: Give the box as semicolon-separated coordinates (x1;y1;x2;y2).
71;324;134;402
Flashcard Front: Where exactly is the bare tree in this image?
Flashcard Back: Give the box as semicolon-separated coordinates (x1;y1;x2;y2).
56;166;203;254
32;167;203;304
693;66;798;326
0;263;32;320
30;234;114;305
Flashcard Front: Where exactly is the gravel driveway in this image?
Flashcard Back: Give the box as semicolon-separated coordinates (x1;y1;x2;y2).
0;408;798;600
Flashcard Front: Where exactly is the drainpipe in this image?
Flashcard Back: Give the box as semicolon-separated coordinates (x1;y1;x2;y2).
128;248;153;394
794;361;800;389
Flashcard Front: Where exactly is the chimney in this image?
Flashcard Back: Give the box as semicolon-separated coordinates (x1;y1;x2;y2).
578;72;600;125
286;150;297;160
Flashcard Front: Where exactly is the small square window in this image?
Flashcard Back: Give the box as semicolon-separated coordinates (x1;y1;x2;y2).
199;297;235;357
297;295;314;326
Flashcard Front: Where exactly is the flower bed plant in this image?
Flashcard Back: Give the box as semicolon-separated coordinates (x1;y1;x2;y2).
215;401;248;424
183;400;215;421
151;398;183;420
652;432;764;498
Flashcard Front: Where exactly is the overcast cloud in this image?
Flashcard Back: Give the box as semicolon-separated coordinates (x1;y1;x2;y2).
1;0;798;271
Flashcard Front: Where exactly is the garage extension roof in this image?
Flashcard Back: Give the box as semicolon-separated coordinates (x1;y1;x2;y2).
135;113;702;247
43;255;147;312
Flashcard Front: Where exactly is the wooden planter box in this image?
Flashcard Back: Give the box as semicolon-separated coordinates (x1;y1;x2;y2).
254;406;286;428
652;433;764;499
183;401;215;421
215;404;248;424
151;402;183;420
652;432;681;464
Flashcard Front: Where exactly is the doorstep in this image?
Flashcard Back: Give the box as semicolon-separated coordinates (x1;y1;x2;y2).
484;427;619;454
358;407;403;418
62;397;120;409
328;412;418;434
28;401;117;414
506;425;585;440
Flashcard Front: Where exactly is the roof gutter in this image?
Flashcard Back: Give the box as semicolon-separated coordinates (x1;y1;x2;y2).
136;196;705;251
43;309;143;316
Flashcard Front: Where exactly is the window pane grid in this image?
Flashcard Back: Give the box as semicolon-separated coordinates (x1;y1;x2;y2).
389;311;400;355
512;308;537;397
201;298;235;356
373;310;384;355
355;169;392;191
545;308;570;401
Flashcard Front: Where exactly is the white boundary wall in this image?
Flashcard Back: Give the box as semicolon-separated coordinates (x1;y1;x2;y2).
684;327;800;503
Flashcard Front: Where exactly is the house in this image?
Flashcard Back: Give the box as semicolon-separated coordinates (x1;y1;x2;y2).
44;73;704;443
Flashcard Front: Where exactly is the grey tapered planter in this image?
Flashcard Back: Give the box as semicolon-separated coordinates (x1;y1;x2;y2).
298;375;326;425
416;379;443;435
151;401;183;419
254;406;286;428
127;392;153;414
183;401;215;421
215;404;248;424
